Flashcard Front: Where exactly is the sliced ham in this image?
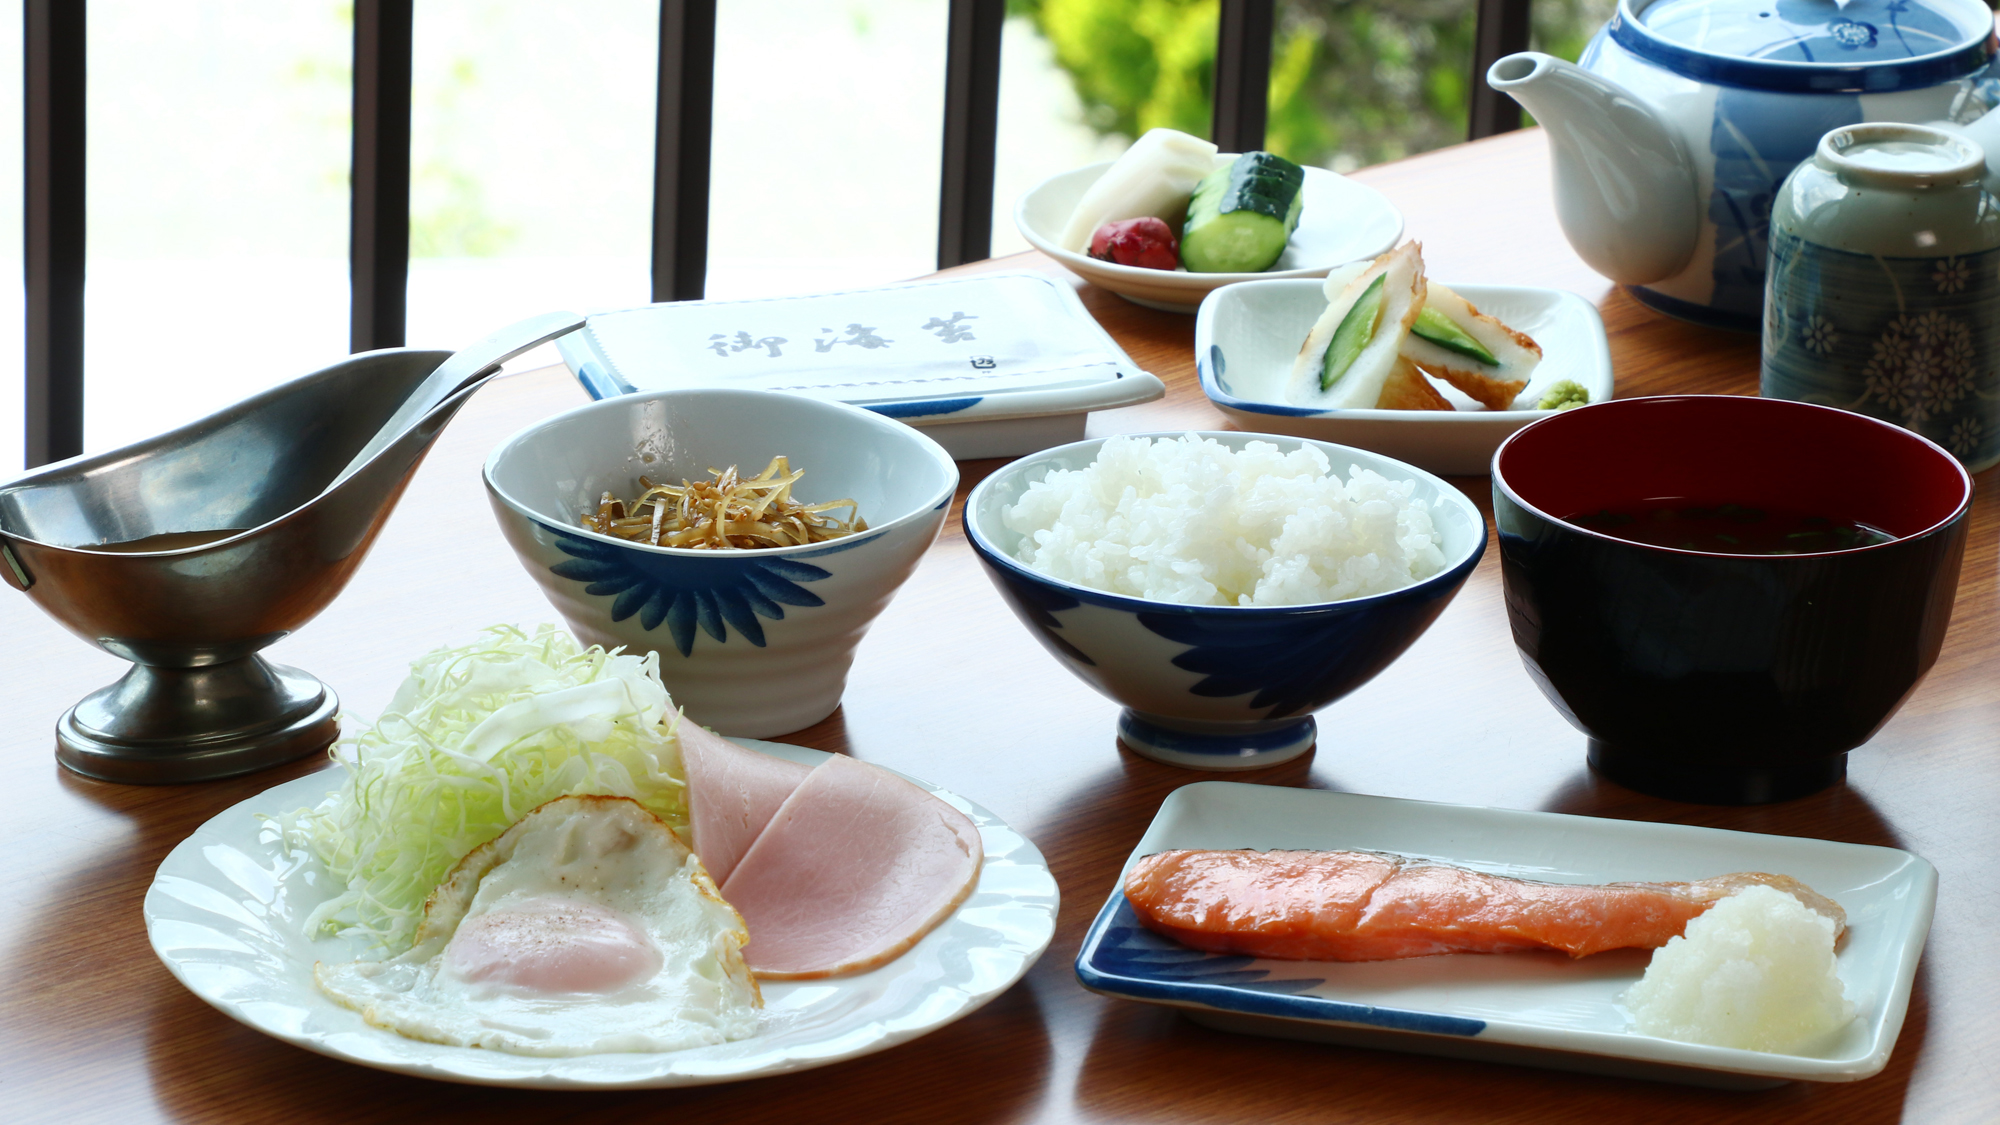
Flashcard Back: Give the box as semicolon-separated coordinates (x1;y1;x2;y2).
677;715;813;886
721;753;983;979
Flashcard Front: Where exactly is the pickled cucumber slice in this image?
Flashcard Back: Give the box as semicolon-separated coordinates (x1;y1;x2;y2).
1412;305;1499;367
1398;281;1543;410
1287;241;1427;409
1180;152;1305;273
1321;274;1387;390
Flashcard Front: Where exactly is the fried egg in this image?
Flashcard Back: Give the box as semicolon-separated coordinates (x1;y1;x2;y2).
314;795;761;1056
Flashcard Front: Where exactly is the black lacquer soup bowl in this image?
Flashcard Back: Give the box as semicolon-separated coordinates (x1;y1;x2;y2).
1492;395;1971;804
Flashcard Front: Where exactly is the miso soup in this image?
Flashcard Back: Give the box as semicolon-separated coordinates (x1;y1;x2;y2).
1564;502;1894;554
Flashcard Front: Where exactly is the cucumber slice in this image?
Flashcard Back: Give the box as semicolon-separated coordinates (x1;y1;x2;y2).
1180;152;1306;273
1411;305;1499;366
1321;274;1387;390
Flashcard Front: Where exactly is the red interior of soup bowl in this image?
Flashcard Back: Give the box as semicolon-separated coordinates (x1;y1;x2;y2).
1494;396;1971;542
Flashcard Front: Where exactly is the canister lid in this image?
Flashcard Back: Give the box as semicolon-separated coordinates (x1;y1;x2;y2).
1817;122;1985;188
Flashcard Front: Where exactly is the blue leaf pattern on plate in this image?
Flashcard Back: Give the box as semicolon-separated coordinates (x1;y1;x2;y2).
547;530;833;656
1093;906;1325;995
1078;899;1487;1038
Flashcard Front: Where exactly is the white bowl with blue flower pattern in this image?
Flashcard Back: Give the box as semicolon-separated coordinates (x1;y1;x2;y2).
962;432;1485;770
485;388;958;737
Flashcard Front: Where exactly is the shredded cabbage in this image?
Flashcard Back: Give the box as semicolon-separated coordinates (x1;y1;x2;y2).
277;623;690;952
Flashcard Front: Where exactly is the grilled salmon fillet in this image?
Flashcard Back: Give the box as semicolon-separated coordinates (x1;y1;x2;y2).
1123;849;1845;962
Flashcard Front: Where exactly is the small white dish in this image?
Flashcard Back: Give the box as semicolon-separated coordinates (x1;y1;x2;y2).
1195;279;1614;475
1014;157;1404;313
145;741;1059;1089
1076;782;1934;1089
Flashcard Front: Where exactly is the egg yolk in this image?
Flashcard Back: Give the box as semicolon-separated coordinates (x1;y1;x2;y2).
443;897;663;994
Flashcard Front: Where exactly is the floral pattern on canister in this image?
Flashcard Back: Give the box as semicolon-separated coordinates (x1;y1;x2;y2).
1762;231;2000;467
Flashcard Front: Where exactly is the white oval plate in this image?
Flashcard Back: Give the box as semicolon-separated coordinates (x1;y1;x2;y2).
145;741;1058;1088
1193;278;1615;476
1015;157;1404;313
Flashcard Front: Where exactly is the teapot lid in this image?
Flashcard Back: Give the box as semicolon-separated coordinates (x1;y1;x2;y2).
1611;0;1996;92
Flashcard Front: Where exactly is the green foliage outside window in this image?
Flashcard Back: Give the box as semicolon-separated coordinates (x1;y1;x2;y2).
1014;0;1612;168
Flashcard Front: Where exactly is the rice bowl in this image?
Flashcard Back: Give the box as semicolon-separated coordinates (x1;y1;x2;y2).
964;432;1484;770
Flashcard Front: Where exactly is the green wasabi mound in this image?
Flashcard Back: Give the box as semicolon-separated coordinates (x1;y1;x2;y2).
1623;884;1856;1054
1537;379;1591;410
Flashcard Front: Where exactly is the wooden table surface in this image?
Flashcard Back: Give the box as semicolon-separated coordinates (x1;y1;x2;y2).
4;129;1993;1124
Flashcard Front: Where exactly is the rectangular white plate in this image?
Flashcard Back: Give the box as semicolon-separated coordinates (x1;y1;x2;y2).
1194;279;1613;475
1076;783;1934;1089
558;271;1164;460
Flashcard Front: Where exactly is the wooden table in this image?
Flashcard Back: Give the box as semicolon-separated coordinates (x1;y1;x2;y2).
4;129;1993;1124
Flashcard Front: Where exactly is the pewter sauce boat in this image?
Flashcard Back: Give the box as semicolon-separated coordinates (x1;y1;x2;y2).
0;311;583;783
1488;0;2000;331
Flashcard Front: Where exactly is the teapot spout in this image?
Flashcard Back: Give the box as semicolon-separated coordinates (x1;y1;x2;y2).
1488;52;1699;286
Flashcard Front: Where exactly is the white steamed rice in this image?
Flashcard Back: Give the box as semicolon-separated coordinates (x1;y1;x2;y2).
1000;434;1447;607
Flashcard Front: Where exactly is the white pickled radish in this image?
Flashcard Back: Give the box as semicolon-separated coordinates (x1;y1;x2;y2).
1320;260;1371;301
1057;128;1219;253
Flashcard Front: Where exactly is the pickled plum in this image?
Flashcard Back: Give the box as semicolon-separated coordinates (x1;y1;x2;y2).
1088;217;1180;271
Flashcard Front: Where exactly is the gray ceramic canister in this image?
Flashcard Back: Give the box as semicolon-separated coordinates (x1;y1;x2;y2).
1762;123;2000;471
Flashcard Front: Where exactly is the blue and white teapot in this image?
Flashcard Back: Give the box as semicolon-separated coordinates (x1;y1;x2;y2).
1490;0;2000;331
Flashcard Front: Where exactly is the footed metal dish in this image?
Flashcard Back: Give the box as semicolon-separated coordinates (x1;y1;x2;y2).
0;312;582;783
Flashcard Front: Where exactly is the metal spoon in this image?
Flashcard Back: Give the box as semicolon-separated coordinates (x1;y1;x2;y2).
323;309;585;495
